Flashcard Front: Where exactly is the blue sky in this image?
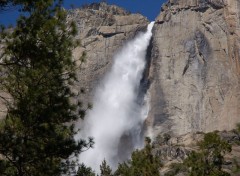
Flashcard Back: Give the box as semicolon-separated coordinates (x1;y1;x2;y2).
0;0;166;26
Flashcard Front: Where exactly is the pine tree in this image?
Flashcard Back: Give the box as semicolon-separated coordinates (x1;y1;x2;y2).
77;164;95;176
100;159;112;176
0;0;93;175
184;132;231;176
0;0;42;10
115;137;161;176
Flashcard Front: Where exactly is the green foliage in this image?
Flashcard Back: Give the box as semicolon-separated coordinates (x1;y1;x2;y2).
0;0;61;12
0;0;93;175
184;132;231;176
163;133;171;143
166;132;232;176
77;164;95;176
231;124;240;174
164;163;187;176
232;158;240;175
100;159;113;176
115;137;161;176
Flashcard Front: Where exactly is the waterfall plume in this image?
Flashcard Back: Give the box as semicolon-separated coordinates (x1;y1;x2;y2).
77;22;154;172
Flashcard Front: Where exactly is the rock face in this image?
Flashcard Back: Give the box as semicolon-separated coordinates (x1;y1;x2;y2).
0;4;150;120
148;0;240;137
1;1;239;156
67;2;149;109
153;131;240;175
0;3;148;119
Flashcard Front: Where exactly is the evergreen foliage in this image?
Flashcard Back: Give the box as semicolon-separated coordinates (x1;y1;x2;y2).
167;132;232;176
231;124;240;174
77;164;95;176
100;159;112;176
115;137;161;176
164;163;187;176
0;0;93;175
184;132;231;176
0;0;48;11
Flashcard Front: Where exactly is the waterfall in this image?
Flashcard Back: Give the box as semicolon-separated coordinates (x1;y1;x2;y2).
77;22;154;172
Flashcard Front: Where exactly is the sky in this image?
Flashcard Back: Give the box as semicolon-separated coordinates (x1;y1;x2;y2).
0;0;166;26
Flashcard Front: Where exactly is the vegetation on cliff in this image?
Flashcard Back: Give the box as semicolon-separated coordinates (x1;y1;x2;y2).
183;132;231;176
114;137;161;176
0;1;239;176
0;0;92;175
76;131;238;176
165;131;239;176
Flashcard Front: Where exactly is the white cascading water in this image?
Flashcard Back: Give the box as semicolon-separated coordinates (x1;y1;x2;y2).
77;22;154;172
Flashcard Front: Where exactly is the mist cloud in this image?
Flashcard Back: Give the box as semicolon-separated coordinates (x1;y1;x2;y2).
77;22;154;173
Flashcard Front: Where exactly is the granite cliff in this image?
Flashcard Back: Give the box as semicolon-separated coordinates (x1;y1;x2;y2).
0;3;149;120
67;3;149;110
69;1;240;139
70;3;240;172
0;1;239;174
148;0;240;137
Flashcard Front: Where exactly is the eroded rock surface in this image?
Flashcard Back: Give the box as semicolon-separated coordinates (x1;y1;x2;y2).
148;0;240;137
67;2;149;109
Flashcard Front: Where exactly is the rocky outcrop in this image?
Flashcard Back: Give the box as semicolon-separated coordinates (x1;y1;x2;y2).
147;0;240;137
153;131;240;175
67;2;149;109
